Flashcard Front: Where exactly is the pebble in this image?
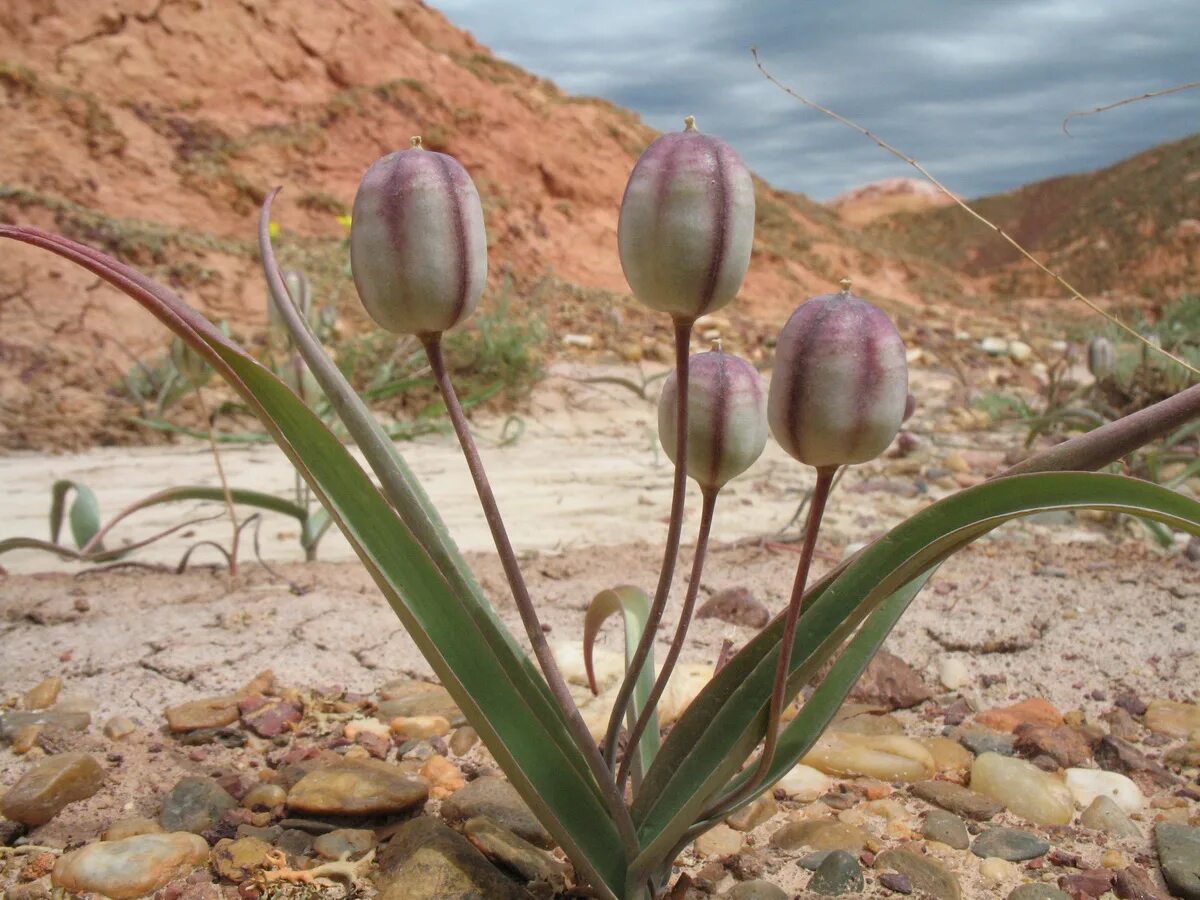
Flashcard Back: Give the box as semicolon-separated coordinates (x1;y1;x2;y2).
1113;865;1171;899
799;850;834;870
923;810;970;849
696;586;770;627
211;836;273;883
776;764;832;801
1008;340;1033;363
0;751;105;825
1014;724;1093;769
421;754;466;799
52;832;209;899
1145;700;1200;738
313;827;377;860
0;710;90;742
377;680;461;720
391;715;452;739
1008;883;1071;899
836;713;904;735
1096;735;1178;787
802;731;934;782
1064;767;1145;813
921;736;974;774
375;815;531;899
1155;823;1200;899
976;698;1064;733
725;880;787;900
970;752;1074;825
874;847;962;900
164;696;240;732
848;650;932;710
769;817;878;853
726;793;778;832
1100;849;1126;868
103;716;136;740
158;777;238;833
1165;741;1200;768
276;827;315;858
694;823;744;858
981;337;1009;355
912;780;1004;821
102;816;163;841
440;775;552;848
12;725;40;754
287;759;429;817
449;726;479;756
879;870;914;894
1059;868;1115;897
1078;795;1141;838
241;783;287;810
808;849;863;895
938;659;970;690
240;697;302;738
24;677;63;710
464;815;570;890
980;856;1019;883
956;727;1016;756
971;827;1050;861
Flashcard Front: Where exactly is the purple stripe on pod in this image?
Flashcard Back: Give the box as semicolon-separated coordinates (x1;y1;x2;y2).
619;117;755;320
658;347;768;491
350;139;487;336
768;289;908;468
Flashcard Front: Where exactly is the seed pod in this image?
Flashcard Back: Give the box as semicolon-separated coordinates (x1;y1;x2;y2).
350;137;487;336
1087;336;1114;380
618;117;755;320
768;288;908;468
658;347;768;491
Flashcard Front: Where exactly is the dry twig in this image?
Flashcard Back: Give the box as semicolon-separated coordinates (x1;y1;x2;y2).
1063;80;1200;134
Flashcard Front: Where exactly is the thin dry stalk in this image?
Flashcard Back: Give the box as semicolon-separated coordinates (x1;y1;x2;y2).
1063;80;1200;134
751;48;1199;381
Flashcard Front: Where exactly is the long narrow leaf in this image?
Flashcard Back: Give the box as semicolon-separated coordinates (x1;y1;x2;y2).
631;473;1200;864
0;226;628;898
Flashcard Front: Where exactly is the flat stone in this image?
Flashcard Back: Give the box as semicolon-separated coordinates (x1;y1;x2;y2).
164;696;240;732
158;776;237;833
836;713;904;735
725;880;788;899
313;828;377;860
1145;700;1200;738
776;764;832;801
971;827;1050;861
287;759;429;817
439;776;551;848
211;837;273;883
956;727;1016;756
1113;865;1170;900
377;681;461;721
769;817;878;853
1094;735;1178;787
802;731;935;782
976;699;1064;733
970;752;1073;825
1155;823;1200;899
1059;869;1115;897
808;849;863;895
449;726;479;756
24;677;63;711
875;848;962;900
241;783;287;810
912;780;1003;821
848;650;932;710
375;815;532;899
0;752;105;825
0;710;90;742
276;828;316;858
177;727;246;748
102;816;163;841
52;833;209;899
1065;767;1145;813
464;816;569;891
103;716;137;740
799;850;834;871
693;822;743;858
391;715;452;739
922;810;970;849
240;697;302;738
696;586;770;627
1007;884;1071;899
1079;795;1140;839
1013;724;1093;768
921;736;975;775
726;794;777;832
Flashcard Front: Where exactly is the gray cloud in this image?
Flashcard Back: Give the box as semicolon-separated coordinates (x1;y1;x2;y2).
430;0;1198;199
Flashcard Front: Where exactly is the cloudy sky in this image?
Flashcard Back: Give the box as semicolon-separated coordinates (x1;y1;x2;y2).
430;0;1198;201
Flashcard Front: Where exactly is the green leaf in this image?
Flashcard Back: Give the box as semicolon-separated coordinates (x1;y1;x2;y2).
0;225;628;899
50;481;103;550
585;586;660;784
630;472;1200;870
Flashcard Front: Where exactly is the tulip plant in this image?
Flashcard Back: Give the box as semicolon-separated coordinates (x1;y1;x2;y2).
3;118;1199;900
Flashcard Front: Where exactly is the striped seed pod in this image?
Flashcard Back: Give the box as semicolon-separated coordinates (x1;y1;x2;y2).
618;117;755;320
768;288;909;468
658;347;768;491
1087;336;1115;380
350;137;487;336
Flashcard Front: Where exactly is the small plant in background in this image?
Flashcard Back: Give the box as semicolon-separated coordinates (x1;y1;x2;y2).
2;110;1198;899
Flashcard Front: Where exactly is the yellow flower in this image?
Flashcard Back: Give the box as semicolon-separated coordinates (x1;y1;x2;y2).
336;214;353;230
269;221;281;238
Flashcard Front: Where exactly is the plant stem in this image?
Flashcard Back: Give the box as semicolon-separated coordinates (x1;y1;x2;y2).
421;333;639;855
617;486;718;791
193;383;239;575
603;316;694;771
717;465;836;812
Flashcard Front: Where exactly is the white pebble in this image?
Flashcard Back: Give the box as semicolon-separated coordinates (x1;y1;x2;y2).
775;764;832;801
937;658;970;690
1065;768;1145;813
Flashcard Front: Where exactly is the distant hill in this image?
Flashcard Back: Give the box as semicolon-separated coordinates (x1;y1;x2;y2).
829;177;954;226
866;134;1200;302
